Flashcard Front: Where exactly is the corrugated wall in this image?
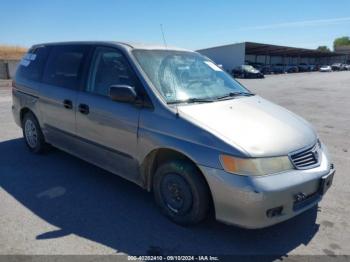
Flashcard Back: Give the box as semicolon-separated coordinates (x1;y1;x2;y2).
197;43;246;71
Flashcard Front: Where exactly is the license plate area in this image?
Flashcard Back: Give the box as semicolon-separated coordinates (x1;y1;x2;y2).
293;170;335;211
319;170;335;195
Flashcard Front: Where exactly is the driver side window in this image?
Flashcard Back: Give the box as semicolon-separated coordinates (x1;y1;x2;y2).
87;47;137;96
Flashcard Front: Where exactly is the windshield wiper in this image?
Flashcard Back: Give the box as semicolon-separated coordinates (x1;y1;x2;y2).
167;98;214;104
216;92;254;100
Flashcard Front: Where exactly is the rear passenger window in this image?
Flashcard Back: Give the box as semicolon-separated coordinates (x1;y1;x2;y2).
42;45;89;89
17;47;49;81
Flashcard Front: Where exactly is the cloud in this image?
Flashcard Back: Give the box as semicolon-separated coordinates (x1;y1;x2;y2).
241;17;350;30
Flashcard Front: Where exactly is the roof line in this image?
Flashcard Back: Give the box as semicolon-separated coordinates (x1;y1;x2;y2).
197;42;245;51
198;41;347;56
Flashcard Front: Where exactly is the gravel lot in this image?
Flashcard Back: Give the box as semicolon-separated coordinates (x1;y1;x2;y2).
0;72;349;258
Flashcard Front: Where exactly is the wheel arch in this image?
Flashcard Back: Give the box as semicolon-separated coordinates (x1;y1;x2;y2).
140;147;215;215
142;148;189;189
142;148;212;194
19;107;33;127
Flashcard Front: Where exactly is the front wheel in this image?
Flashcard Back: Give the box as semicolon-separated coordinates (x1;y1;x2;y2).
153;160;210;226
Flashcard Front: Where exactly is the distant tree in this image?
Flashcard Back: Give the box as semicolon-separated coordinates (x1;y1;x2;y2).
317;46;331;52
333;36;350;49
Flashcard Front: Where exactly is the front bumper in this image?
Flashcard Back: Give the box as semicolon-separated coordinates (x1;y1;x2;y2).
199;146;334;229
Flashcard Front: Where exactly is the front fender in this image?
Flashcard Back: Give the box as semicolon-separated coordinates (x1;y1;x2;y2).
138;126;224;169
136;108;246;170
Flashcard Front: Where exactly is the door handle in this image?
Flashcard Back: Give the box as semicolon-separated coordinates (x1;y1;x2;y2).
78;104;89;115
63;99;73;109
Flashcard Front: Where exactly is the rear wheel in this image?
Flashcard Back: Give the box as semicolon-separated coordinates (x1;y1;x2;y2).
22;112;48;153
153;160;210;225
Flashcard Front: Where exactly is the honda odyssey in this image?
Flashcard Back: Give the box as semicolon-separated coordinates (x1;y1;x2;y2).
12;41;335;228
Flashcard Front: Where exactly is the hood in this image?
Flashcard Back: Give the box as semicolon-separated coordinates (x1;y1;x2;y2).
178;96;316;157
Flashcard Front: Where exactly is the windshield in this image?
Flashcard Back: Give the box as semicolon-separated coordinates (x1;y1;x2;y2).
242;65;256;72
133;50;251;103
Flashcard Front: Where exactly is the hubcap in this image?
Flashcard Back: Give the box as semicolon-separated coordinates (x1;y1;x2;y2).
24;119;38;148
160;173;193;214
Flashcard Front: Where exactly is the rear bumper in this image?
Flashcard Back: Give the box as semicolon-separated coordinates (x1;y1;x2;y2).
199;145;334;229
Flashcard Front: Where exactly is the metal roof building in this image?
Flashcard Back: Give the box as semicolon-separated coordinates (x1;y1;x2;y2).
335;45;350;63
197;42;347;71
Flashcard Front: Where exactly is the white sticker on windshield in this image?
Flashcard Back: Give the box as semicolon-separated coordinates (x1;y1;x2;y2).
204;61;223;71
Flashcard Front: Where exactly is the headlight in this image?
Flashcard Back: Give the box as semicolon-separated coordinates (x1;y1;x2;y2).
220;154;294;176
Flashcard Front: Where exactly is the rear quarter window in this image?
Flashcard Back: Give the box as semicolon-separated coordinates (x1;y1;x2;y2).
42;45;90;89
17;47;49;81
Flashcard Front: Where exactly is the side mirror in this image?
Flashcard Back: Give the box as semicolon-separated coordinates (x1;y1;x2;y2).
109;85;137;103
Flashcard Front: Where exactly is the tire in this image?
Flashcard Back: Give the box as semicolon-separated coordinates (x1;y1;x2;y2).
153;160;210;226
22;112;48;154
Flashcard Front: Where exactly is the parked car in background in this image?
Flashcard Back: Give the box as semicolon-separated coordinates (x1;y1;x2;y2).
270;64;299;74
284;64;299;73
271;64;285;74
13;41;334;229
260;65;273;75
250;63;272;75
331;63;344;71
339;64;347;70
345;64;350;70
248;63;270;75
298;63;311;72
319;65;332;72
232;65;264;78
309;64;318;71
341;64;348;70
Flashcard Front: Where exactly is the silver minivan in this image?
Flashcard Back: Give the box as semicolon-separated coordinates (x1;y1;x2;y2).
12;41;335;228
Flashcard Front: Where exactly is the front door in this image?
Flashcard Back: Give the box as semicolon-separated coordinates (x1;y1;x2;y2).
75;46;141;182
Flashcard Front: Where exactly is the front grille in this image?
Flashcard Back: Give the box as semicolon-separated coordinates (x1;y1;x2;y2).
290;143;320;169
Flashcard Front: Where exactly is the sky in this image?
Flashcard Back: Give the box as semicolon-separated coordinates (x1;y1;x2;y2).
1;0;350;50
